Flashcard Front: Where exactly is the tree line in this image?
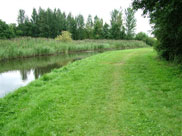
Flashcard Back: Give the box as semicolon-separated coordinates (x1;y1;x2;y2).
1;7;137;40
133;0;182;62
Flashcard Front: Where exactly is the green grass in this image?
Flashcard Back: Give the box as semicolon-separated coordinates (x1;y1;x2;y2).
0;37;148;60
0;48;181;135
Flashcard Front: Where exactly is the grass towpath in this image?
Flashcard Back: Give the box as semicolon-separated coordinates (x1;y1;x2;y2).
0;48;181;136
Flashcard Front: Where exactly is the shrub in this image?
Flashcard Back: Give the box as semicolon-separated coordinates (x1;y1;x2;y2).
0;20;16;39
135;32;157;46
135;32;148;41
145;37;157;47
55;31;72;42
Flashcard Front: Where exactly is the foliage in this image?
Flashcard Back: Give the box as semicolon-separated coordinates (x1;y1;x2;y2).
102;23;110;39
135;32;156;46
17;9;26;25
55;31;72;42
0;37;148;60
125;7;136;39
0;48;181;135
132;0;182;62
135;32;148;41
145;37;157;47
75;14;85;40
66;13;77;40
93;16;103;39
110;9;125;39
85;15;94;39
0;20;16;39
0;7;151;41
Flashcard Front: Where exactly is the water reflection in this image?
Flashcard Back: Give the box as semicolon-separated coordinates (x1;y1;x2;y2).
0;70;35;97
0;52;98;98
19;63;61;81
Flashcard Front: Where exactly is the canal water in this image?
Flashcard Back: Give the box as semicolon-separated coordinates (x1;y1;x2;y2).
0;52;98;98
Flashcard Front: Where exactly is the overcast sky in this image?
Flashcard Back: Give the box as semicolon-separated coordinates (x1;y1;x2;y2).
0;0;152;35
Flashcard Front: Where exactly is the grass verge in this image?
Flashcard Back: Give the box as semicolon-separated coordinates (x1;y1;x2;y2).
0;48;181;135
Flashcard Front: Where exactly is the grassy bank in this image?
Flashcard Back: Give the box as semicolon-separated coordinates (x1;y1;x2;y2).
0;48;181;135
0;37;148;60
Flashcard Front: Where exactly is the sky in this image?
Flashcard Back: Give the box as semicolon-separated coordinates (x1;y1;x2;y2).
0;70;34;98
0;0;152;35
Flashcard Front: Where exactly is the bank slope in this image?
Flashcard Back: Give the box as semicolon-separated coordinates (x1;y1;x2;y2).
0;48;181;136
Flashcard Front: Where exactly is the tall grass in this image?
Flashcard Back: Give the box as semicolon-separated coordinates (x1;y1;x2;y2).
0;37;148;60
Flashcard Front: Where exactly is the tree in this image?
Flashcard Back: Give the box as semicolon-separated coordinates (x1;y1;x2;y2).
85;15;94;39
132;0;182;62
31;8;38;24
110;9;124;39
17;9;25;25
37;7;48;37
102;23;110;39
9;23;17;37
67;13;77;40
0;20;16;39
55;9;66;36
93;16;103;39
135;32;156;46
31;8;39;37
76;14;85;40
125;7;136;39
135;32;148;41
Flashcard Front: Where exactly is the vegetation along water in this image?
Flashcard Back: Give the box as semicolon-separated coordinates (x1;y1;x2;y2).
0;0;182;135
0;38;148;60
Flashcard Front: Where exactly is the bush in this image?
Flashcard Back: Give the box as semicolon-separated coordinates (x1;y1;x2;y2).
135;32;157;46
0;20;16;39
145;37;157;47
55;31;72;42
135;32;148;41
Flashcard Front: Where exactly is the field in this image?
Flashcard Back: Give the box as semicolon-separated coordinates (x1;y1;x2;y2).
0;37;148;60
0;48;181;135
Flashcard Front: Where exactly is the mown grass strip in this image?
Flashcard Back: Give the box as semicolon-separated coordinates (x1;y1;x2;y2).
0;48;181;136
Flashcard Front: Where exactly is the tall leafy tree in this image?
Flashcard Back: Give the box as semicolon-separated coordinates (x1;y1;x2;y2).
31;8;38;24
62;12;67;31
102;23;110;39
31;8;39;37
93;16;103;39
110;9;124;39
76;14;85;40
37;7;48;37
17;9;33;36
13;7;140;41
46;8;55;38
86;15;94;39
55;9;66;35
23;17;33;36
17;9;25;25
125;7;136;39
132;0;182;62
67;13;77;40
